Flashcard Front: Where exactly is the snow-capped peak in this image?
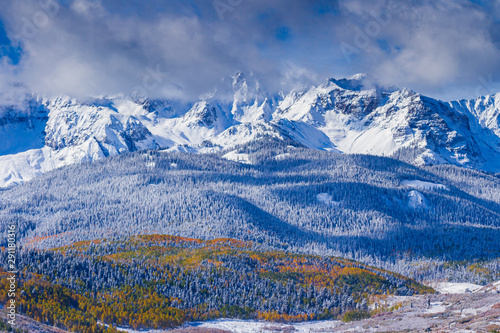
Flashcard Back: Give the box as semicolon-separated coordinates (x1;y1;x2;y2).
349;73;368;81
328;74;367;91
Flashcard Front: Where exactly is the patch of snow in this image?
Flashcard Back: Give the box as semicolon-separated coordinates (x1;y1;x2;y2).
462;308;478;316
222;150;252;164
424;301;447;314
316;193;340;206
402;180;448;191
408;190;428;209
317;193;333;204
431;282;483;294
414;149;448;166
274;153;291;160
184;319;341;333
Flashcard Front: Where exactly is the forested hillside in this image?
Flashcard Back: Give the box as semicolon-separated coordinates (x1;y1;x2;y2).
1;235;432;332
1;138;499;282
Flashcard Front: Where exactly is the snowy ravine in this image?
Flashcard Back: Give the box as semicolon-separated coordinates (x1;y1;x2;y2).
2;73;500;187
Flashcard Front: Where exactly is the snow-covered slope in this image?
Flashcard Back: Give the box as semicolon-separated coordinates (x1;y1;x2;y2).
2;73;500;187
0;100;48;156
0;97;161;186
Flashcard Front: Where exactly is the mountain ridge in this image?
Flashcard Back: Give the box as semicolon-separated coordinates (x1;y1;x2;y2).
1;73;500;187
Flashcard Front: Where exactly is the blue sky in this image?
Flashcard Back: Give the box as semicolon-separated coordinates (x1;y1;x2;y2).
1;0;500;101
0;21;21;65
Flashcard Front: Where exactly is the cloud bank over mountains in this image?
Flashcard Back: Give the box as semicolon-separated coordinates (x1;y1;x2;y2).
1;0;500;101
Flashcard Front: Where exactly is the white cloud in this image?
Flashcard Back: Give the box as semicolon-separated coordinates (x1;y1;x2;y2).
0;0;499;101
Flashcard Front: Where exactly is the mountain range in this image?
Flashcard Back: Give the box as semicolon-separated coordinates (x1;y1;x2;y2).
2;72;500;332
1;73;500;188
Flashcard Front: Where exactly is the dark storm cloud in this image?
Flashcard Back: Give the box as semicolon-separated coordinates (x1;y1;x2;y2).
0;0;499;101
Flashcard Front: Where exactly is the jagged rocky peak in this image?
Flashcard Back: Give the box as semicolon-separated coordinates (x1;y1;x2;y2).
184;101;220;127
326;73;399;94
124;117;155;142
231;71;262;98
328;73;368;91
227;72;273;123
230;72;265;103
449;93;500;138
